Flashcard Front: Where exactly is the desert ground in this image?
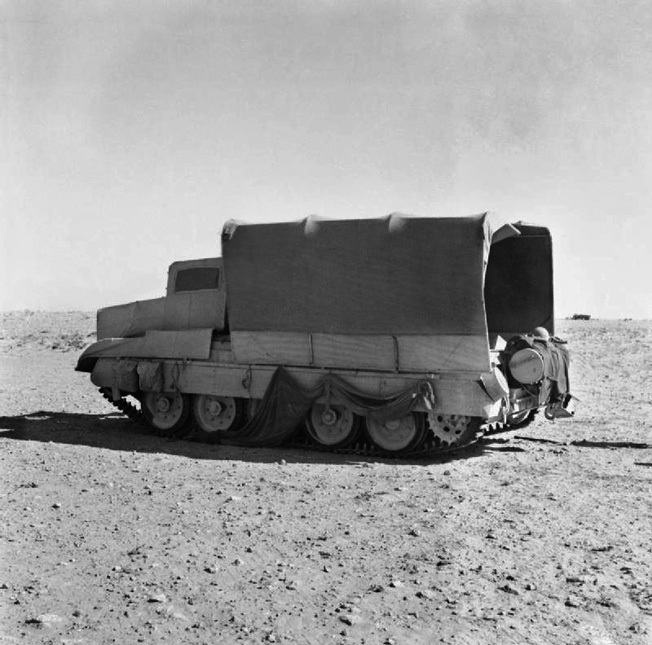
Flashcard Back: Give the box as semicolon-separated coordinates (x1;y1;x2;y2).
1;312;651;645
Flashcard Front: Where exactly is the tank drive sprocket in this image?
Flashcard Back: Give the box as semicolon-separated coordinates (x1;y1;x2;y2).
426;413;481;449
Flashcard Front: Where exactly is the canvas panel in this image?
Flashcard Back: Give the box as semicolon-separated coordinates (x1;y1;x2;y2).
222;214;491;336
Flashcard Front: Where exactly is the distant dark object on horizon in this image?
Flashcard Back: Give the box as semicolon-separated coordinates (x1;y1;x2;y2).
571;313;591;321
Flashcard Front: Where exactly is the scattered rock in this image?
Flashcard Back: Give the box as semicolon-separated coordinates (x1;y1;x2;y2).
499;584;520;595
148;593;167;603
416;589;436;599
339;614;362;626
52;503;61;509
26;613;64;626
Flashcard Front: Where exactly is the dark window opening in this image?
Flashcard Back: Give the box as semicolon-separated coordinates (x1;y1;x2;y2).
175;267;220;293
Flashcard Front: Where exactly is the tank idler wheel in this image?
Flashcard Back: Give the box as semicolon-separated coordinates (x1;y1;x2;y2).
364;412;426;456
306;403;361;449
192;395;245;441
141;391;191;437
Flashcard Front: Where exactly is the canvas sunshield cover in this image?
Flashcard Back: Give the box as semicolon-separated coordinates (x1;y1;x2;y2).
222;214;493;336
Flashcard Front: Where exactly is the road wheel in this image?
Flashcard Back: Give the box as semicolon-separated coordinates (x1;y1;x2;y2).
306;403;360;449
141;391;191;437
364;412;426;455
192;395;245;441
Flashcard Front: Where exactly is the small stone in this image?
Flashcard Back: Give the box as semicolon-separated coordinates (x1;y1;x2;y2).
565;595;581;607
499;584;520;595
148;593;167;603
416;589;436;599
72;609;82;617
525;582;537;591
52;503;61;509
369;583;384;593
389;580;404;588
408;527;421;537
233;558;244;566
204;565;217;574
629;622;647;634
339;614;362;626
279;459;287;466
29;613;64;626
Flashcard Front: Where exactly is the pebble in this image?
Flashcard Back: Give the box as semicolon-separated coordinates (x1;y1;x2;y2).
148;593;167;603
339;614;362;626
204;565;217;574
28;613;64;626
416;589;436;599
565;595;581;607
52;503;61;509
499;584;520;595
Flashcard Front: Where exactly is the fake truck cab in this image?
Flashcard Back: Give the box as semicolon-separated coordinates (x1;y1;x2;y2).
76;213;575;457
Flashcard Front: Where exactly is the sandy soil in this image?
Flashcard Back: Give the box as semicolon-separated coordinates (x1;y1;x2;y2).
1;311;651;645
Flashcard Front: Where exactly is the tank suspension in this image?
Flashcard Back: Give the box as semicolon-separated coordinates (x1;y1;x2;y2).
97;388;488;458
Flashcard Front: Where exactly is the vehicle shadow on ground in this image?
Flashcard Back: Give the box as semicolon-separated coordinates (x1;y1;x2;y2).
0;411;494;466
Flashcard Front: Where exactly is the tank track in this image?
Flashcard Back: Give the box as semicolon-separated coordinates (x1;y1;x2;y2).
100;388;146;427
99;388;490;459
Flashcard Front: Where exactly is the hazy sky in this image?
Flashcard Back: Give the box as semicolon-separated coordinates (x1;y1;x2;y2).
3;0;651;318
